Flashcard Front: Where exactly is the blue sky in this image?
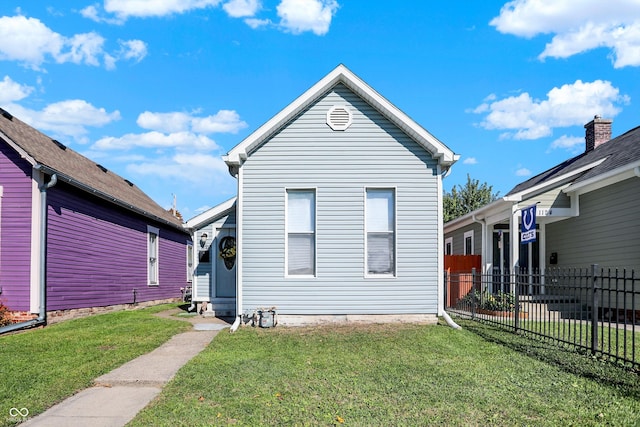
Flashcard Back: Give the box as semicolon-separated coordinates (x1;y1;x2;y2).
1;1;638;219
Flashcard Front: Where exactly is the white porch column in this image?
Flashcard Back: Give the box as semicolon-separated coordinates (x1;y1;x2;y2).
510;204;520;293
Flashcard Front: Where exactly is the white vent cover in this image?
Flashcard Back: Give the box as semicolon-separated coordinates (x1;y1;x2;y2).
326;105;352;131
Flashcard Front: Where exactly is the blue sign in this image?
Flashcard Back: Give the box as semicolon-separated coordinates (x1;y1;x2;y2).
521;204;536;244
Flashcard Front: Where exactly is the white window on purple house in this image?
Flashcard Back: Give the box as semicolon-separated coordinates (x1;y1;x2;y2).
186;242;194;282
148;226;159;286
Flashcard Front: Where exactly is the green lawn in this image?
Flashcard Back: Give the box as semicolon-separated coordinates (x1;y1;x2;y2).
2;310;639;427
131;320;640;426
0;304;190;426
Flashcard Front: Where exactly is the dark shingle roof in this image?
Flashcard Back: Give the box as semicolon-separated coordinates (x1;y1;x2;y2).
507;125;640;196
0;108;184;230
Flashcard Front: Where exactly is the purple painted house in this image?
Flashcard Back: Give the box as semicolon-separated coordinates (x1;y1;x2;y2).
0;108;191;331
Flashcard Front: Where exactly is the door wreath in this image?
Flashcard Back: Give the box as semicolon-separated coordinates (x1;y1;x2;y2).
219;236;236;270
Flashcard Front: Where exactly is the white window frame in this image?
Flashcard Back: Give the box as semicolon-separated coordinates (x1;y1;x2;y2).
147;225;160;286
445;237;453;255
464;230;474;255
365;188;396;277
285;188;317;278
186;242;194;282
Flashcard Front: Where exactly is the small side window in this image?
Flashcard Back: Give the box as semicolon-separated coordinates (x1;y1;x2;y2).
366;188;395;276
148;226;159;286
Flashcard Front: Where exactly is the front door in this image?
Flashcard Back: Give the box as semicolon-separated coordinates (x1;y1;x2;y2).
215;228;236;298
492;230;510;293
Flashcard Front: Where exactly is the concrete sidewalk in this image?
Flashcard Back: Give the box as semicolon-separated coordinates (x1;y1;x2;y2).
21;309;230;427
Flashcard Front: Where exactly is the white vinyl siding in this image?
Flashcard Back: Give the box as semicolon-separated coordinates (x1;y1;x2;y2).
366;188;395;276
147;226;159;286
240;83;441;315
287;189;316;276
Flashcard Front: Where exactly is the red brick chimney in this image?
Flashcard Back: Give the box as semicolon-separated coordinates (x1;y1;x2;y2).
584;115;612;152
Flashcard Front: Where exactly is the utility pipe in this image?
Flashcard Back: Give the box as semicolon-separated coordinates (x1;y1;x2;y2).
0;172;57;334
441;310;461;329
229;315;241;332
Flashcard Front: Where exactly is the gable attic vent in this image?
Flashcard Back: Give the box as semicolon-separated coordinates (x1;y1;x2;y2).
326;105;352;131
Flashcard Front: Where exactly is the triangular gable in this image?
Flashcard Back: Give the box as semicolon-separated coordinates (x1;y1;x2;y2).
223;64;458;172
185;197;236;230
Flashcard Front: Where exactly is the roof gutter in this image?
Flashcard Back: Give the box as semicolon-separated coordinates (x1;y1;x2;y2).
0;172;57;334
35;164;185;232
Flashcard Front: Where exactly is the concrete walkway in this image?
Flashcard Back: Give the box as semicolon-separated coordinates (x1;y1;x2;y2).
21;309;230;427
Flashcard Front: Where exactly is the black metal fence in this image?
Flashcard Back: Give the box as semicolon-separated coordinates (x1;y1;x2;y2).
445;265;639;371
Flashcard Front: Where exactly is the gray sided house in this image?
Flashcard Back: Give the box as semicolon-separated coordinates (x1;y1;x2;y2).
0;108;190;331
445;116;640;277
185;197;237;316
189;65;458;325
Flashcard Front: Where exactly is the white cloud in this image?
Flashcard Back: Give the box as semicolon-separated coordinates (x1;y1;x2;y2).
136;110;248;134
463;157;478;165
473;80;629;139
3;99;120;143
223;0;261;18
0;15;146;69
55;32;105;67
126;152;229;183
277;0;339;35
549;135;585;153
245;17;271;29
490;0;640;68
93;131;220;151
0;16;64;69
103;0;223;20
117;39;148;62
191;110;248;133
137;111;192;133
516;167;531;177
84;0;338;36
0;76;34;104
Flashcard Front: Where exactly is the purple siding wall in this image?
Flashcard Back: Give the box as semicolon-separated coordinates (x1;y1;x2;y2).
0;143;33;312
46;182;188;311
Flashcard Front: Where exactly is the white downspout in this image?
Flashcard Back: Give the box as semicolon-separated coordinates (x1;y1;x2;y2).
230;162;243;333
439;165;461;329
0;171;57;334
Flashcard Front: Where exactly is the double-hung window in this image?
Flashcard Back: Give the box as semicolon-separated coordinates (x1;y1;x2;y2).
366;188;395;275
287;189;316;276
464;230;474;255
147;226;159;285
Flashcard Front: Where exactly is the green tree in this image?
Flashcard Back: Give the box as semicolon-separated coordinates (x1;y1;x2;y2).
444;174;500;222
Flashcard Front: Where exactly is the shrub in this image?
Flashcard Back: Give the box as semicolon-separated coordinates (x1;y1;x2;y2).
0;301;12;327
460;290;517;312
